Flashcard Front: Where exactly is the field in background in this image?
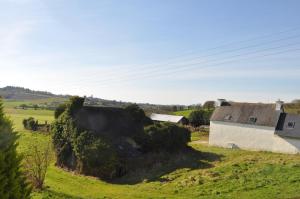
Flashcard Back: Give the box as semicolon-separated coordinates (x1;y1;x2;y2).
173;109;194;118
3;100;300;199
284;103;300;114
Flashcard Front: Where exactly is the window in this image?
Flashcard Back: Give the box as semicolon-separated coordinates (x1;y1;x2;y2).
287;122;295;129
249;116;257;124
224;115;232;120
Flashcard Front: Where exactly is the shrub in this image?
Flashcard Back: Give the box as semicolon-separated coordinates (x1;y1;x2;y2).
19;104;28;109
141;123;191;152
51;114;76;169
0;99;31;198
23;117;38;131
189;110;205;127
73;131;119;179
189;109;213;127
54;103;67;119
125;104;153;126
23;142;52;190
67;96;85;116
52;98;120;179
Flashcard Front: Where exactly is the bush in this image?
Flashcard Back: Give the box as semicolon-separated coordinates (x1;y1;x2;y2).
23;142;52;190
23;117;38;131
52;115;76;169
189;109;213;127
52;98;120;179
141;123;191;152
73;131;119;179
125;104;153;126
0;99;31;198
54;103;67;119
67;96;85;116
189;110;205;127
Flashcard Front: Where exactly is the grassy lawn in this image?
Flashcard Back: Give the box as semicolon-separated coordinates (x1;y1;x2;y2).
191;131;209;142
173;109;194;118
3;100;300;199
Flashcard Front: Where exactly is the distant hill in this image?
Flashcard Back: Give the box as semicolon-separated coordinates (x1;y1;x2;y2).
0;86;188;113
0;86;69;100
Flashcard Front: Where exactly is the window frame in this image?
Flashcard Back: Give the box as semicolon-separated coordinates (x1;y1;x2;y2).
249;116;257;124
287;121;295;129
224;114;232;121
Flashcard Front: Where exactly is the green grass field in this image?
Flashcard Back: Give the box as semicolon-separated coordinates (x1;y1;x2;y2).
191;131;209;142
3;100;300;199
173;109;194;118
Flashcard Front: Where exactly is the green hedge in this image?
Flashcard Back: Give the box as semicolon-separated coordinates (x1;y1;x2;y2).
140;123;191;152
23;117;38;131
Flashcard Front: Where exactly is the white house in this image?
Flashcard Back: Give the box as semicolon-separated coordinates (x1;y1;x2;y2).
209;99;300;154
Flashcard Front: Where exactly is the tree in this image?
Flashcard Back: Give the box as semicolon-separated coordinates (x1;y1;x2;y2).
203;101;215;110
23;117;38;131
33;104;39;110
189;110;206;127
172;105;178;112
0;98;31;198
19;104;28;110
189;109;213;127
23;142;52;190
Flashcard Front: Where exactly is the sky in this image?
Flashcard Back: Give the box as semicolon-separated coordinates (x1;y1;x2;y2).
0;0;300;105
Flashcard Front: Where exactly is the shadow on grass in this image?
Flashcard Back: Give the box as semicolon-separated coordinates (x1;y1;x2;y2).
110;146;223;185
35;189;84;199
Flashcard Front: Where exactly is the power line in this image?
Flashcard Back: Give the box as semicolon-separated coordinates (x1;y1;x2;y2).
64;46;300;90
76;41;300;87
74;26;300;82
82;34;300;84
53;27;300;90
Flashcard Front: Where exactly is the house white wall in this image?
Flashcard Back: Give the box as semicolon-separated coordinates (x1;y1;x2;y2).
209;121;300;154
272;136;300;154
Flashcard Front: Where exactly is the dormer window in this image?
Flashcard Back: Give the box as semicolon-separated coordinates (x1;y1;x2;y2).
287;122;295;129
224;114;232;121
249;116;257;124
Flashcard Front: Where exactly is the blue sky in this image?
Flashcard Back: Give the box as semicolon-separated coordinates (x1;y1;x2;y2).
0;0;300;104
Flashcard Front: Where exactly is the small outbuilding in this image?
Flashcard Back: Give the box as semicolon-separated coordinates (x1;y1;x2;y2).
150;113;188;125
209;99;300;154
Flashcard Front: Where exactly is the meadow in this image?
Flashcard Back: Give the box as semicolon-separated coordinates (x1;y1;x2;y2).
173;109;194;118
3;99;300;199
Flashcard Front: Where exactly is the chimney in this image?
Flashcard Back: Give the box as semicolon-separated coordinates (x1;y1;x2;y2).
275;100;284;111
215;99;226;107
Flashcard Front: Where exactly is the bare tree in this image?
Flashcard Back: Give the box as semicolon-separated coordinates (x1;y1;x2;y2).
23;142;52;190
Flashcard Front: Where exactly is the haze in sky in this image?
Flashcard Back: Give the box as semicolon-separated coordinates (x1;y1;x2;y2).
1;0;300;104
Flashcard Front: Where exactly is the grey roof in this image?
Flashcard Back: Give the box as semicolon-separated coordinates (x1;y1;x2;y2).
150;113;184;123
276;113;300;139
210;102;281;127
